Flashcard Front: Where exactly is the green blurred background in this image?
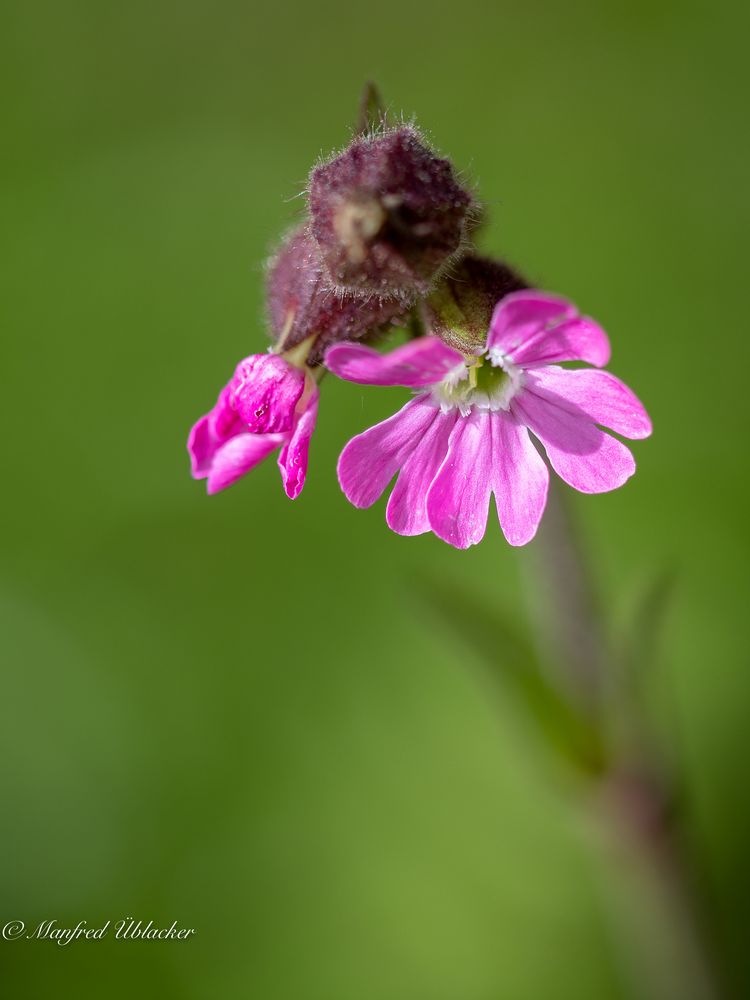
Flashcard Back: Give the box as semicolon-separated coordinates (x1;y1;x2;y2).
2;1;748;996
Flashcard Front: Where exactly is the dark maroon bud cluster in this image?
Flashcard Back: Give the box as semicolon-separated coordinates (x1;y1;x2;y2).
266;226;410;364
308;126;474;299
263;88;530;365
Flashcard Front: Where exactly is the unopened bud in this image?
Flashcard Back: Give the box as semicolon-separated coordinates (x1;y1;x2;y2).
266;226;411;364
426;255;528;354
309;126;474;299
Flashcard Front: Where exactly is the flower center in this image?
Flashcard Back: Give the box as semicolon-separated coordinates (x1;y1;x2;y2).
432;353;523;416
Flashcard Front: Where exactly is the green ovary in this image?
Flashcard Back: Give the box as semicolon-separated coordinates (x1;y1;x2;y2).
433;356;521;414
471;358;510;394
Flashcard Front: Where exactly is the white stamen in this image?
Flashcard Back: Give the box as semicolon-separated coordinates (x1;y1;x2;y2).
430;350;524;414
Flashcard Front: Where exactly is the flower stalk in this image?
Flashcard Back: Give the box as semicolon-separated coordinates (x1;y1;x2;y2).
523;479;606;709
526;485;723;999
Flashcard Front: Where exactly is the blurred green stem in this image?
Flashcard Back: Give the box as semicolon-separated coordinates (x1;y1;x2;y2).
526;479;721;1000
595;767;720;1000
523;478;606;710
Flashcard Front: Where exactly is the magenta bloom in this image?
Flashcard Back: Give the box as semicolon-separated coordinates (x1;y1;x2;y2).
188;353;318;498
325;291;651;548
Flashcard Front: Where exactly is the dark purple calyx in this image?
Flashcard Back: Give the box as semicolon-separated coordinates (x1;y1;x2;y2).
266;226;411;365
309;126;474;299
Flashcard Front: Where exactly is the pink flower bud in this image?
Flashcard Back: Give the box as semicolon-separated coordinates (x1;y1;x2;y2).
308;126;474;299
231;354;305;434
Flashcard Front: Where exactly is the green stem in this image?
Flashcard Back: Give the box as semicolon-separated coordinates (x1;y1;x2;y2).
523;478;606;710
525;478;722;999
594;767;721;1000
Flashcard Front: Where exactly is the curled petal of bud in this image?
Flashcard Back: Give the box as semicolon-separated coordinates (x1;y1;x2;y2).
204;433;287;496
188;358;318;498
278;383;319;499
231;354;305;433
187;378;286;495
188;383;243;478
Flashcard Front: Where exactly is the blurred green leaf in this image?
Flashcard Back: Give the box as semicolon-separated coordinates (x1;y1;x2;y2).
412;575;607;775
619;567;677;688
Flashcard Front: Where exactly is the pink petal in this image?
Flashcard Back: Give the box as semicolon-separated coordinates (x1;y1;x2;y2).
487;291;576;350
206;433;285;495
278;387;319;499
325;337;464;387
425;410;494;549
524;367;652;440
337;396;440;508
211;382;243;439
385;410;457;535
491;412;549;546
188;413;218;478
509;316;611;369
188;384;244;478
232;354;305;434
513;391;635;494
487;291;610;368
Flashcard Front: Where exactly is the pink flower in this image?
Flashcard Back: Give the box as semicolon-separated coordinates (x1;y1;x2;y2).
188;353;318;498
325;291;651;549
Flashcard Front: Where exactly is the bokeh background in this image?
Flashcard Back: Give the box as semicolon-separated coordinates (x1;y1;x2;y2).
2;1;749;997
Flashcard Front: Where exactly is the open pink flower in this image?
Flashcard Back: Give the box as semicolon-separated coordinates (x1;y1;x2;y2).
188;353;318;498
325;291;651;548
